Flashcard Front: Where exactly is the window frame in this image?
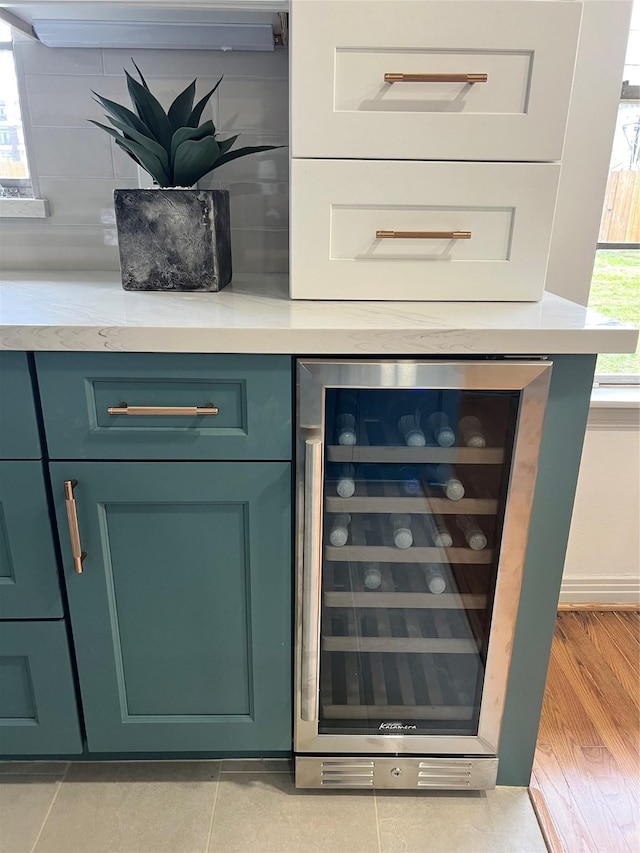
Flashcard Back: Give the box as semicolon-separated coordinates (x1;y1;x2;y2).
0;34;31;191
0;29;49;215
591;69;640;387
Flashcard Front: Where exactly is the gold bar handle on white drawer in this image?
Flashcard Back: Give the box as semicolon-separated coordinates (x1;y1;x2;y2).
301;437;323;723
384;73;488;84
376;230;472;240
107;403;219;416
63;480;86;574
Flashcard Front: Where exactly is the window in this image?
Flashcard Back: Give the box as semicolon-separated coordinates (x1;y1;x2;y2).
0;21;32;198
589;1;640;380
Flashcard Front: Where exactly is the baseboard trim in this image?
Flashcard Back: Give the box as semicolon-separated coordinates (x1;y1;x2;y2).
558;602;640;611
559;575;640;606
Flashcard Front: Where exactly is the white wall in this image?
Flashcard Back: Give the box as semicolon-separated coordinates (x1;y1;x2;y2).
561;412;640;604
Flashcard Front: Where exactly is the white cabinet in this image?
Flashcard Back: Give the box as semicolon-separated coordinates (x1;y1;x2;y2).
289;0;582;302
291;0;582;162
290;160;560;301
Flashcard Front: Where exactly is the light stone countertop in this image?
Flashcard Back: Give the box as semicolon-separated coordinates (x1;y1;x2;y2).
0;271;637;355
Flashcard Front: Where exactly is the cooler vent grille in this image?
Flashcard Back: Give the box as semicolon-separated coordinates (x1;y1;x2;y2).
320;760;375;787
417;761;473;788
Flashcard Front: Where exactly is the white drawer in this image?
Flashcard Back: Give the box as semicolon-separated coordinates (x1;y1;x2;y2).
290;160;561;301
291;0;582;162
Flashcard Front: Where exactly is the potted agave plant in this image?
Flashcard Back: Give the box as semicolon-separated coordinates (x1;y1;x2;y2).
91;63;280;292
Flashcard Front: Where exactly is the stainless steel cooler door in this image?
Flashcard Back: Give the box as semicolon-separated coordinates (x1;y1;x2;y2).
295;360;552;756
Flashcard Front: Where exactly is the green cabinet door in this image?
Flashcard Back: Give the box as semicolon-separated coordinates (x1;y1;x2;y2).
0;461;63;619
0;621;82;755
50;461;291;754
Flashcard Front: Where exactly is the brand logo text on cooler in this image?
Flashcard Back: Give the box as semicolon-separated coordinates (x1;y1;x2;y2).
378;722;418;732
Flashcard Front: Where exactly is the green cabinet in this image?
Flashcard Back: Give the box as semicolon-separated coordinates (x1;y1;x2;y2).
0;461;63;619
0;355;80;756
1;351;294;758
0;352;41;460
36;353;292;461
51;460;291;753
0;621;82;755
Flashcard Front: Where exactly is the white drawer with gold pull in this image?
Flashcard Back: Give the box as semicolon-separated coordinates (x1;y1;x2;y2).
290;159;561;301
291;0;582;162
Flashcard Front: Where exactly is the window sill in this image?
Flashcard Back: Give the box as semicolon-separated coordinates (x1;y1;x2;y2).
0;197;49;218
588;385;640;430
591;386;640;408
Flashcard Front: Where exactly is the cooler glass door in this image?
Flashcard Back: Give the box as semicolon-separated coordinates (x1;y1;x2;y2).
296;360;551;756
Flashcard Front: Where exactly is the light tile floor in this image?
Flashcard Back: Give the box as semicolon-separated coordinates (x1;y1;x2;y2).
0;760;546;853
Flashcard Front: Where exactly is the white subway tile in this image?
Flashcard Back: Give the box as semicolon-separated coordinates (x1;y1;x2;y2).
38;178;138;225
225;181;288;229
14;42;104;76
218;77;288;133
25;75;126;127
25;75;220;128
30;127;114;178
102;48;288;81
212;135;288;183
0;223;120;271
230;228;289;274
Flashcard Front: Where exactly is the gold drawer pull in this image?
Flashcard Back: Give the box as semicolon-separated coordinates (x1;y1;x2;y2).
384;73;488;84
107;402;219;416
63;480;86;574
376;230;472;240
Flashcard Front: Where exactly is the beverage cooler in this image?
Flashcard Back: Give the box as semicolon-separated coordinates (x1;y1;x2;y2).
295;359;552;790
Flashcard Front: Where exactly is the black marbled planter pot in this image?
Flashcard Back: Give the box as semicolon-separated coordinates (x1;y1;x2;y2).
114;188;232;292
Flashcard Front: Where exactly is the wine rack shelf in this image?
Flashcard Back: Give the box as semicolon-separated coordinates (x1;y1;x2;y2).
326;546;493;565
323;636;479;653
323;563;487;610
325;513;493;563
322;605;480;655
324;591;486;610
321;650;478;721
327;445;504;465
326;494;498;515
325;479;498;515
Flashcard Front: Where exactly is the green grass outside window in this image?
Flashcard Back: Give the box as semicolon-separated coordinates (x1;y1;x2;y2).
588;250;640;376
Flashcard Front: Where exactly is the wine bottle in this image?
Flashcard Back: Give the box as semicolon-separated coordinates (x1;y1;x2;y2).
398;413;426;446
423;514;453;548
336;463;356;498
457;514;487;550
459;415;486;448
424;566;446;594
427;412;456;448
329;513;351;547
362;562;382;590
336;413;357;446
425;464;465;501
399;465;421;496
390;513;413;549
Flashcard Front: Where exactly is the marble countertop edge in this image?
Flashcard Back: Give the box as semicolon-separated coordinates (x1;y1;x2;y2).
0;272;637;355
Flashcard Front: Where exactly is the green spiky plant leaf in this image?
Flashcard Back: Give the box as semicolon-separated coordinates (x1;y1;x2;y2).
91;63;283;187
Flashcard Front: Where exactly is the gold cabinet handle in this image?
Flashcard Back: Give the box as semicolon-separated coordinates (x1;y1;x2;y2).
107;403;219;416
63;480;86;574
384;73;488;84
376;230;472;240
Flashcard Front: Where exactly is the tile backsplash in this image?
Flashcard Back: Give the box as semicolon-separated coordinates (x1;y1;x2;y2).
1;40;289;273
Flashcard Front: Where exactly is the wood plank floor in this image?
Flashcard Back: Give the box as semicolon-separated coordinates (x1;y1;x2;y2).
530;611;640;853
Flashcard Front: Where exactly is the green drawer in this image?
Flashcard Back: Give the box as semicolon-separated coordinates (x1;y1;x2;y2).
0;353;41;460
36;353;292;461
0;461;63;619
0;620;82;755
